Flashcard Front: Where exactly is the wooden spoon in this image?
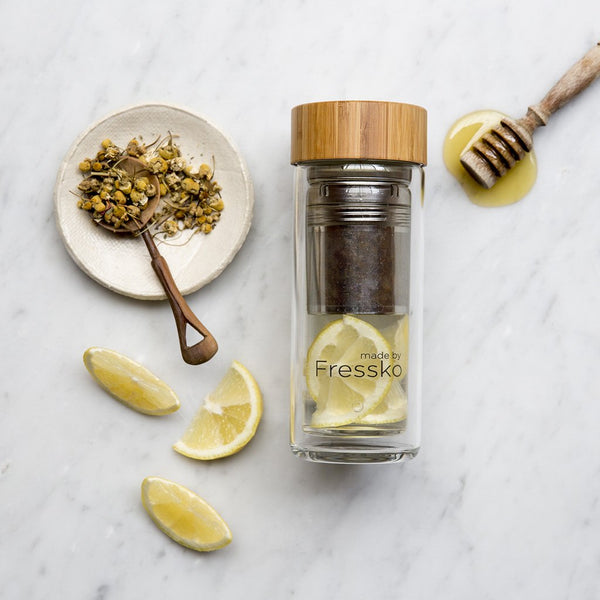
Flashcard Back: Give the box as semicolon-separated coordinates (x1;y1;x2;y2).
97;157;218;365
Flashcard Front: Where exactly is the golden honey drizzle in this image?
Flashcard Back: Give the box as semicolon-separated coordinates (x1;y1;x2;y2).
443;110;537;207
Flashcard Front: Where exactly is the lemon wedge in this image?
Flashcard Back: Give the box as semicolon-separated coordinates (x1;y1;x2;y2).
83;347;179;415
141;476;232;552
306;315;393;428
173;361;262;460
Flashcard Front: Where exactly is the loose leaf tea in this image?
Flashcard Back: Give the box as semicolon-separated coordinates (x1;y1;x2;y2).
76;136;224;237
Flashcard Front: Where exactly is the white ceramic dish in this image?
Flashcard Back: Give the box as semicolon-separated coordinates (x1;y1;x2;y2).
54;103;253;300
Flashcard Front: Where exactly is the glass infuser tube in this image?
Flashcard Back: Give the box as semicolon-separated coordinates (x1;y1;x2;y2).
290;101;427;464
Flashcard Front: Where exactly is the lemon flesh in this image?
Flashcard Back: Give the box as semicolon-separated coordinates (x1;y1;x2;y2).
173;360;262;460
141;476;232;552
83;347;179;415
306;315;393;428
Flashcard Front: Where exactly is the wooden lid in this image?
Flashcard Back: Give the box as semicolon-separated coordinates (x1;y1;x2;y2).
291;100;427;165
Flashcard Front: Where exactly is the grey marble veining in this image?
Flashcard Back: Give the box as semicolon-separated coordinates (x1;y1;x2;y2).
1;0;600;598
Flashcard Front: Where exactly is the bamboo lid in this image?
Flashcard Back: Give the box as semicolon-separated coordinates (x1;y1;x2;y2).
291;100;427;165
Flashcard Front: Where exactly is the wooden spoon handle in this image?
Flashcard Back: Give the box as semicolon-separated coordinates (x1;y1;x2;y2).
142;230;218;365
528;42;600;125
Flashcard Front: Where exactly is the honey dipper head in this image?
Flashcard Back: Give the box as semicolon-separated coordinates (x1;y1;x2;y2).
459;117;534;189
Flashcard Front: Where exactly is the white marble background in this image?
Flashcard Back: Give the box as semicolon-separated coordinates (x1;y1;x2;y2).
1;1;599;598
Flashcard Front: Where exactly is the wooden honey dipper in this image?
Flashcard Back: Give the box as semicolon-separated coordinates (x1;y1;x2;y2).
460;42;600;189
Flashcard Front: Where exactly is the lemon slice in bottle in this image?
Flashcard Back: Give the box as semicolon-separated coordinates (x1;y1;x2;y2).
382;314;409;383
306;315;393;428
173;361;262;460
141;476;232;552
356;315;409;425
83;347;180;415
357;380;407;425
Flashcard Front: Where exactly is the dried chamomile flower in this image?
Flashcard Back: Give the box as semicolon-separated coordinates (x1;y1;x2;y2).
134;177;149;192
163;220;178;236
169;157;186;172
126;138;145;157
113;190;126;204
149;156;168;174
210;198;224;211
165;173;181;189
105;145;121;160
181;178;200;194
158;143;180;160
198;163;212;179
115;179;132;194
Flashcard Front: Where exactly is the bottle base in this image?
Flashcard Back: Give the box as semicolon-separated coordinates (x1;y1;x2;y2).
291;443;419;464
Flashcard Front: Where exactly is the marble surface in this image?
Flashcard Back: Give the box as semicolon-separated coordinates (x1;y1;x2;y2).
1;1;599;598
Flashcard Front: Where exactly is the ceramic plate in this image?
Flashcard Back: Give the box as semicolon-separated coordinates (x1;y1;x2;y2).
54;103;253;300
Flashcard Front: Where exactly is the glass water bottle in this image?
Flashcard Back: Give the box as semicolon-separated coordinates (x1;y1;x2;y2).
290;100;427;464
